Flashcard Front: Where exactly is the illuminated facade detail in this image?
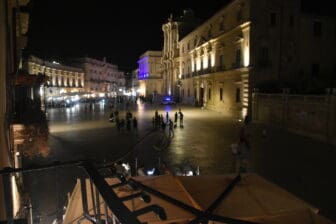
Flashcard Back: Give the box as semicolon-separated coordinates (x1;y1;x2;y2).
162;10;200;98
27;55;84;100
71;57;125;97
137;51;163;98
162;2;251;118
161;0;336;119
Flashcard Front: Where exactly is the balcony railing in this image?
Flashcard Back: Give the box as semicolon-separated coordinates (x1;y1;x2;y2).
0;160;253;224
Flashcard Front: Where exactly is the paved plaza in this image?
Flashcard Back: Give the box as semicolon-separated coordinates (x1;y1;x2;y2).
22;101;336;222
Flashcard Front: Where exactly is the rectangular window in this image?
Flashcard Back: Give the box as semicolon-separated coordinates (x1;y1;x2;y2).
187;88;190;97
219;88;223;101
289;15;294;27
236;88;241;102
313;21;322;37
219;55;224;70
258;46;269;67
270;12;277;27
208;88;211;100
312;63;319;76
194;89;197;98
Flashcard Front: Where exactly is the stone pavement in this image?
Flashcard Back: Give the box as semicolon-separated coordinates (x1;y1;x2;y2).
158;105;336;221
22;102;336;222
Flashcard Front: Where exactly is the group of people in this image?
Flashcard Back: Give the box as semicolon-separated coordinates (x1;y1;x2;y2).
152;108;184;138
109;110;138;132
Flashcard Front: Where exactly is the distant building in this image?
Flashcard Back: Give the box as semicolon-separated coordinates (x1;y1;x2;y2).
137;51;163;99
162;0;336;118
70;57;125;98
27;55;84;102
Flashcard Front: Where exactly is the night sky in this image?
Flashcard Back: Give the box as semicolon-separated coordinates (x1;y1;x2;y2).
25;0;228;71
24;0;330;72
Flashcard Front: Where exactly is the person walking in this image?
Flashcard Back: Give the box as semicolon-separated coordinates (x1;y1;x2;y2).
174;112;178;123
168;119;174;138
179;111;184;128
166;111;169;123
237;115;251;173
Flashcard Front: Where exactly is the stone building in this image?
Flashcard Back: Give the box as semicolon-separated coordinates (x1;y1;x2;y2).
0;0;31;220
137;51;163;99
27;55;84;102
70;57;125;98
162;0;336;119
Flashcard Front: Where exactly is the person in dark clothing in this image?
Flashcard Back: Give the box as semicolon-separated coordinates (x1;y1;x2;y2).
168;119;174;137
133;117;138;131
126;118;131;131
237;115;251;173
174;112;178;123
179;112;184;127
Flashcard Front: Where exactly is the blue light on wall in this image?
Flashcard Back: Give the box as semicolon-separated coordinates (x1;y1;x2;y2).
138;56;150;80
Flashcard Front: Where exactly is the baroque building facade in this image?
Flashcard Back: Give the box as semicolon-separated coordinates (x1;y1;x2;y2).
137;51;163;98
162;0;336;119
71;57;125;98
27;55;84;102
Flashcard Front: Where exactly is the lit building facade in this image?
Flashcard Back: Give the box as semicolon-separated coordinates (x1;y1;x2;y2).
71;57;125;98
137;51;163;98
163;0;336;118
27;55;84;101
